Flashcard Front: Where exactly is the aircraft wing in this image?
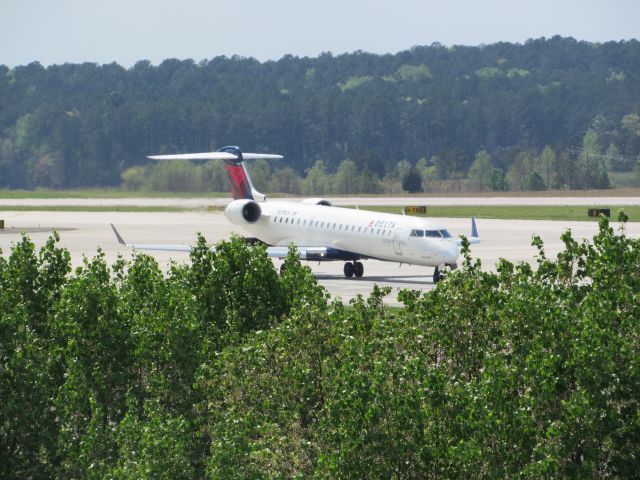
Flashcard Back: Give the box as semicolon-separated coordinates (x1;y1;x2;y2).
111;224;193;252
111;225;360;261
265;246;363;261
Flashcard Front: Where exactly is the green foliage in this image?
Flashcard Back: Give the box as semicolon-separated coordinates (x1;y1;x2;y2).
389;64;432;82
2;38;639;191
524;171;546;191
468;149;494;192
113;399;195;479
489;167;508;191
475;66;502;78
339;75;374;91
0;233;70;479
334;159;358;194
120;165;147;191
2;218;640;477
401;166;423;193
577;130;610;189
302;160;332;195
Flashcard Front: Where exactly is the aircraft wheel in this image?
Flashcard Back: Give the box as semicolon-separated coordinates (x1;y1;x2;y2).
343;262;355;278
354;261;364;278
280;263;286;275
433;266;441;284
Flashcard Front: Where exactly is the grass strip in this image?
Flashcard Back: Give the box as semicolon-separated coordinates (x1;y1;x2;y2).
360;205;640;222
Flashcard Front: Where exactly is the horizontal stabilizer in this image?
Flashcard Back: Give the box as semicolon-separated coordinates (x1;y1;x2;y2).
148;152;237;161
148;152;283;161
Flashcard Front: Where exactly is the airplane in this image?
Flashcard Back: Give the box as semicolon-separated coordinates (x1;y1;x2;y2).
111;146;479;283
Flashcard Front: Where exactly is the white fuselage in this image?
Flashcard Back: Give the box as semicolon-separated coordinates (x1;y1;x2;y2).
225;200;460;267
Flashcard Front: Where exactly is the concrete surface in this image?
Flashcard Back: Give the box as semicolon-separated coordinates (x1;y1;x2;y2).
1;195;640;208
1;210;638;306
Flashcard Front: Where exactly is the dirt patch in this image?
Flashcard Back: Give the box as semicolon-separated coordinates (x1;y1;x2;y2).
0;227;76;235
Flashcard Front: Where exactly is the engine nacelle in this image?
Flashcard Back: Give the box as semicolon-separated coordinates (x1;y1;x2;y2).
301;198;332;206
225;199;262;225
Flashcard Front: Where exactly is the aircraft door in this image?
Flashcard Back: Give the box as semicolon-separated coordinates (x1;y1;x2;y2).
392;227;404;256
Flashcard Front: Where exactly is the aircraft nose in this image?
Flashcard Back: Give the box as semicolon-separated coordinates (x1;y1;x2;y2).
442;241;459;265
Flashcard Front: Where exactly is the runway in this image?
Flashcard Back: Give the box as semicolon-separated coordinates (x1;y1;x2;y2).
1;193;639;208
1;210;639;305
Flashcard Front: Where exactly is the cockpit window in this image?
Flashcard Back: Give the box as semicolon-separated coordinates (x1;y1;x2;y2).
425;230;441;238
410;229;424;237
439;229;452;238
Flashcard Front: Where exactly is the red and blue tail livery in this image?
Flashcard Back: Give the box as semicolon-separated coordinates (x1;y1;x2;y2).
217;146;254;200
147;146;281;202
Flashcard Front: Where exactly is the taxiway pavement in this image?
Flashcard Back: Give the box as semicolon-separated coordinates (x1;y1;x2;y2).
1;194;640;208
2;209;638;305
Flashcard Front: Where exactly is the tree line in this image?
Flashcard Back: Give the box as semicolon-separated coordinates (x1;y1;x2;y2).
120;130;624;194
2;214;639;478
1;36;640;191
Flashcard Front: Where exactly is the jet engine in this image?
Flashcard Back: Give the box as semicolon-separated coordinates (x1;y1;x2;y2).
225;199;262;224
301;198;332;206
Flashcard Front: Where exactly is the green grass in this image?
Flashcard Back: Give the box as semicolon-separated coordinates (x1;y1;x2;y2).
360;205;640;222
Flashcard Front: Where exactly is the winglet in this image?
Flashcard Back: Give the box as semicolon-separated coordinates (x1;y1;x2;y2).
471;217;478;238
111;224;126;245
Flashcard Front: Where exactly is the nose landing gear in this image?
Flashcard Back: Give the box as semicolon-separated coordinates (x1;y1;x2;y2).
433;266;442;284
434;263;456;283
343;261;364;278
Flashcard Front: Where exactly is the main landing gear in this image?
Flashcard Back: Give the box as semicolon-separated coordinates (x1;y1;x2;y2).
343;261;364;278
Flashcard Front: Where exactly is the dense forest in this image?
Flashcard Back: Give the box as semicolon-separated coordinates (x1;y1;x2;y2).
1;36;640;192
2;215;639;478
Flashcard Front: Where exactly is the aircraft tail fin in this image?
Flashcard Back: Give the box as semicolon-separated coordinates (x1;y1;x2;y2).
148;146;282;202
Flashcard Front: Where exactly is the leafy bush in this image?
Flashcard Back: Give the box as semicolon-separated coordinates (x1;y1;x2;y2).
1;215;639;477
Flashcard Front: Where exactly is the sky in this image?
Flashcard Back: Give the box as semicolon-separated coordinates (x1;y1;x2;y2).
1;0;639;67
